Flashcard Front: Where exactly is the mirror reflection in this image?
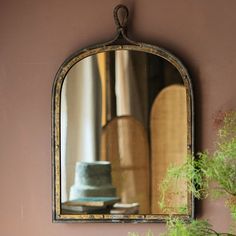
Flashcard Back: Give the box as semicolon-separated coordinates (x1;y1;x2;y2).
60;50;188;215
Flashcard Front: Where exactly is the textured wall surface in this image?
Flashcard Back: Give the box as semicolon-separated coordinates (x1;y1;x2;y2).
1;0;236;235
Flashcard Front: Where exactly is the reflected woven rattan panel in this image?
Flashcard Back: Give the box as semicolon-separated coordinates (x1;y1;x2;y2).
101;116;150;213
151;85;188;214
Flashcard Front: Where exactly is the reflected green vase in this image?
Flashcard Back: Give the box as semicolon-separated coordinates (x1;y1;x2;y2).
69;161;116;200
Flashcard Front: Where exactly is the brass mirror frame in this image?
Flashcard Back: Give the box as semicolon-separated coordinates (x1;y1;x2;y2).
52;5;194;223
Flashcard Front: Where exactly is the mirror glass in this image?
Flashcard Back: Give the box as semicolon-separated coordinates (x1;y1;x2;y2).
59;49;189;215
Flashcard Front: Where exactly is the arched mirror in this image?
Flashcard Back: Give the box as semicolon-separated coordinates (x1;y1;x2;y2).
52;5;194;223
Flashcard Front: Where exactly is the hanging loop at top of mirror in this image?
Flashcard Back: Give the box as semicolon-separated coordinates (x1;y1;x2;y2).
113;4;129;31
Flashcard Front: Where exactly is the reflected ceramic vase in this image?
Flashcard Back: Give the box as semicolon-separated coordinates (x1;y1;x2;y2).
69;161;116;200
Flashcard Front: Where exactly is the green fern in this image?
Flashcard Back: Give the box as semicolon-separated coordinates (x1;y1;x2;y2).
160;111;236;219
161;218;236;236
128;218;236;236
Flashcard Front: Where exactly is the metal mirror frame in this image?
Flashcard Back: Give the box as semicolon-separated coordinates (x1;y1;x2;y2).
52;5;194;223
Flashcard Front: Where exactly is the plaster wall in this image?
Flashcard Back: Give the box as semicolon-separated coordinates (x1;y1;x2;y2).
1;0;236;235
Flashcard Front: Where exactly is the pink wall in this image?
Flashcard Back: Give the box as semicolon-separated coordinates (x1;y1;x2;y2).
1;0;236;235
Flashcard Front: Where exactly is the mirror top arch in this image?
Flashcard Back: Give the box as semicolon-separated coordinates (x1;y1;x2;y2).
54;44;192;90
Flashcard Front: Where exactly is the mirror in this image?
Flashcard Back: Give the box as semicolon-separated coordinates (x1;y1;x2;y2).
52;5;194;223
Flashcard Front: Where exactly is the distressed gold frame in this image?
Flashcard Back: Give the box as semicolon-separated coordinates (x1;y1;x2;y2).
52;5;194;223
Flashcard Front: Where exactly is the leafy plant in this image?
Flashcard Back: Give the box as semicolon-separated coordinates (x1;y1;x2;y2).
160;111;236;220
128;218;236;236
128;112;236;236
161;218;236;236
